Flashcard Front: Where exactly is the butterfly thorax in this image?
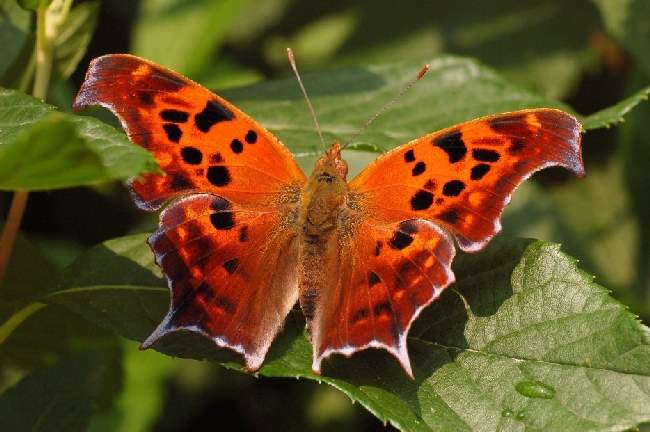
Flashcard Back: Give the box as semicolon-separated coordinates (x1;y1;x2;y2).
300;143;349;240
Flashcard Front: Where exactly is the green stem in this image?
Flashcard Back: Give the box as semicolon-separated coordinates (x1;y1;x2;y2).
33;0;54;101
0;0;63;287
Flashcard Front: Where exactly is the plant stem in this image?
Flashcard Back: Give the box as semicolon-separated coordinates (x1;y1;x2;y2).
0;0;58;287
0;192;29;284
33;0;54;101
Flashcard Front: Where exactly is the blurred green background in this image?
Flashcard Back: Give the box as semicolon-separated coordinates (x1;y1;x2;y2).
1;0;649;430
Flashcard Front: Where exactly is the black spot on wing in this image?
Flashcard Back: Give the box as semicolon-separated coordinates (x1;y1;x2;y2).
223;258;239;274
412;161;426;176
245;130;257;144
473;149;500;162
230;139;243;154
206;166;231;186
238;226;249;242
374;241;383;256
470;163;490;180
160;109;189;123
404;149;415;163
389;231;413;250
139;91;154;106
180;146;202;164
163;123;182;143
210;211;234;230
410;190;434;210
424;179;436;190
509;138;525;154
170;173;192;190
442;180;465;196
434;130;467;163
439;209;459;224
368;271;381;287
195;100;233;133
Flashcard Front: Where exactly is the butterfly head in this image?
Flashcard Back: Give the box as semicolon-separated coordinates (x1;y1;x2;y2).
314;142;348;181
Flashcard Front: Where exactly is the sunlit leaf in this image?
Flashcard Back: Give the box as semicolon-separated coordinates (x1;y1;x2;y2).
0;88;157;190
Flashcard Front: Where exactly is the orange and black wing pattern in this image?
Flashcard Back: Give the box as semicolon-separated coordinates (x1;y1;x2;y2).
310;219;455;377
311;109;584;375
73;54;305;210
351;109;584;251
73;55;306;369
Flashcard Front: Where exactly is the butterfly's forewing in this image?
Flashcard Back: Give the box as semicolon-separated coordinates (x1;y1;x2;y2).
350;109;584;251
73;54;306;368
310;219;455;377
73;54;305;210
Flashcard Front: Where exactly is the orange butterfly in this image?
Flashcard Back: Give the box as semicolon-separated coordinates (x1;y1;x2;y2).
73;54;584;378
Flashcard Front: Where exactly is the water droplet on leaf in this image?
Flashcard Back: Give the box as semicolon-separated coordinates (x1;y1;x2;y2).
515;379;555;399
501;409;514;418
515;411;526;420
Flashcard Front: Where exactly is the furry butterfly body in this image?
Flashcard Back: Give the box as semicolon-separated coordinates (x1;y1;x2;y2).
74;54;584;377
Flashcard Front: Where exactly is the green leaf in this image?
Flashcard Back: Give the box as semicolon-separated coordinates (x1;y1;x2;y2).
581;85;650;130
0;88;157;190
0;0;33;85
0;353;105;431
132;0;248;76
53;0;99;80
51;234;650;431
0;229;60;300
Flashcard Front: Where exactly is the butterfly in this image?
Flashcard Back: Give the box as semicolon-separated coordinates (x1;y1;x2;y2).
73;54;584;378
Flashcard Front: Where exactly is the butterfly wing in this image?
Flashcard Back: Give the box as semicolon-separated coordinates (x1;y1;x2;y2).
73;54;306;369
310;218;455;377
143;194;300;370
350;109;584;251
311;109;583;375
73;54;306;210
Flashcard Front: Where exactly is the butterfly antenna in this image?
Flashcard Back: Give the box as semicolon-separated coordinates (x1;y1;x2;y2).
287;48;326;152
342;63;430;150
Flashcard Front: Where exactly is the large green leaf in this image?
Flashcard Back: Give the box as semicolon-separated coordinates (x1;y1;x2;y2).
0;88;157;190
51;234;650;431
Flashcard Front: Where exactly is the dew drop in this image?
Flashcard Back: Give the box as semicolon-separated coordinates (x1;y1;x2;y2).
501;409;514;418
515;380;556;399
515;411;526;420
